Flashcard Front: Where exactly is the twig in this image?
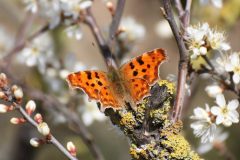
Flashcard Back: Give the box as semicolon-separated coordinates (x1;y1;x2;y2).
161;0;189;122
29;90;105;160
17;106;78;160
84;8;118;70
174;0;184;16
0;66;105;160
108;0;126;42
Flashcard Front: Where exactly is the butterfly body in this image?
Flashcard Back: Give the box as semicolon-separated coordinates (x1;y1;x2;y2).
67;48;167;110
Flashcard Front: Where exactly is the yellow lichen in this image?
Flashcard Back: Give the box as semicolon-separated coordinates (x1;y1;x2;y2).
158;80;175;95
135;101;147;123
119;111;137;133
159;122;202;160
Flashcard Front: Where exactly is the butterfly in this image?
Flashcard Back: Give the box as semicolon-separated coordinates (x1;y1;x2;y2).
67;48;167;111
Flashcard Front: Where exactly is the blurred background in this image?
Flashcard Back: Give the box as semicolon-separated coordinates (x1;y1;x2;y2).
0;0;240;159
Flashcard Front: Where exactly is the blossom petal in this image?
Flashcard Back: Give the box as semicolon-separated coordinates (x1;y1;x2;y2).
225;64;234;72
216;115;224;125
230;54;240;66
227;100;239;110
216;94;226;107
233;73;240;84
211;106;221;115
223;120;232;127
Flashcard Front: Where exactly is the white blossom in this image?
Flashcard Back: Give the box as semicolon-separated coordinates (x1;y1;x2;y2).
60;0;92;21
17;33;56;74
80;95;106;126
155;20;173;39
211;94;239;126
190;104;217;143
186;23;230;60
197;128;228;154
38;0;61;29
65;24;83;40
119;17;145;44
205;84;223;98
224;52;240;84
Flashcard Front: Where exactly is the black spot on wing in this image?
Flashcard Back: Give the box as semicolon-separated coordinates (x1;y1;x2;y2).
133;71;138;76
98;81;103;86
136;56;144;65
85;71;92;79
130;62;135;69
95;72;100;79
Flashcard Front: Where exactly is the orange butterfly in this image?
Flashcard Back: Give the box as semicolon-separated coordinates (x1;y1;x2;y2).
67;48;166;111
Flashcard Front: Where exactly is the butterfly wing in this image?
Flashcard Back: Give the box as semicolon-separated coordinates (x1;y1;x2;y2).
120;48;167;102
67;71;121;109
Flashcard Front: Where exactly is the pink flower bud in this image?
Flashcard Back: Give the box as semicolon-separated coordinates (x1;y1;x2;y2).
34;113;43;123
10;117;25;124
37;122;50;136
30;138;41;147
25;100;36;115
0;104;8;113
67;141;77;157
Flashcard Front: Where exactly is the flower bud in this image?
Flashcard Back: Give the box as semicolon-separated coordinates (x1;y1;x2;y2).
0;73;7;80
0;91;5;99
25;100;36;115
30;138;41;147
37;122;50;136
10;117;25;124
106;1;114;15
205;85;223;98
0;73;8;87
67;141;77;156
12;86;23;100
0;104;8;113
34;113;43;124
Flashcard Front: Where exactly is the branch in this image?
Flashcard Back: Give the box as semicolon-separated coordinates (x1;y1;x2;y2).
108;0;126;42
84;8;118;70
0;66;105;160
29;90;105;160
0;80;78;160
17;107;78;160
161;0;189;122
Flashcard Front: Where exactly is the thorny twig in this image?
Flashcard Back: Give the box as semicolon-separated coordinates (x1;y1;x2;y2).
161;0;190;122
